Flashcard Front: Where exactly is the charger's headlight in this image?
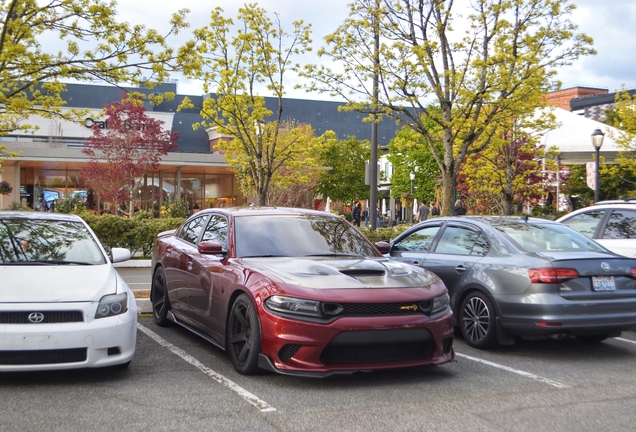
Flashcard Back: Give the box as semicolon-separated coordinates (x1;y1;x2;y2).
95;293;128;319
265;295;322;318
431;293;450;315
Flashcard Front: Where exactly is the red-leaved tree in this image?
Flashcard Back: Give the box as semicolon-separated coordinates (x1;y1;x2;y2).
80;92;178;215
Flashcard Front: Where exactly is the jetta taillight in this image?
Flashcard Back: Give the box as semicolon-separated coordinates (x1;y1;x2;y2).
529;268;579;284
630;268;636;279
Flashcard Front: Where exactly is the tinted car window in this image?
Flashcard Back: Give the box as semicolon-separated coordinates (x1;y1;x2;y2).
434;226;481;256
201;215;228;249
497;223;608;253
560;210;605;239
0;219;105;264
393;225;441;252
179;216;208;244
234;215;379;258
471;234;490;256
603;209;636;239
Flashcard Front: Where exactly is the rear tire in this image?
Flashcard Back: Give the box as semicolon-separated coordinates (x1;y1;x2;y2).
151;267;172;327
227;294;261;375
460;291;498;349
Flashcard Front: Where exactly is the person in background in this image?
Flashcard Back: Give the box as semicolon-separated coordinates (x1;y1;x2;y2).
363;207;369;226
453;199;466;215
416;200;430;222
430;201;440;216
352;202;362;227
39;192;48;212
545;188;554;210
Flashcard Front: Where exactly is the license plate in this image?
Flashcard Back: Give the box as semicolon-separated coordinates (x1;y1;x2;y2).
592;276;615;291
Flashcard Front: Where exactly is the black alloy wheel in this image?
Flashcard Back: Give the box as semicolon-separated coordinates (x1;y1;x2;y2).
227;294;261;375
151;267;171;327
460;291;498;349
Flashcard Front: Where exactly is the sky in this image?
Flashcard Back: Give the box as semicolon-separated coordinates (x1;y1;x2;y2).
114;0;636;99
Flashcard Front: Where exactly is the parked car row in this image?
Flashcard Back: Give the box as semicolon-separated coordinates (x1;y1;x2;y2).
2;201;635;376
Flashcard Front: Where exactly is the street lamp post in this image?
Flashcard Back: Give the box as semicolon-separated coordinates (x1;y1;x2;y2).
591;128;605;203
409;171;415;195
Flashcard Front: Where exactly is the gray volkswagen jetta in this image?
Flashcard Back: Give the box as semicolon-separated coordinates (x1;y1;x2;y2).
379;216;636;349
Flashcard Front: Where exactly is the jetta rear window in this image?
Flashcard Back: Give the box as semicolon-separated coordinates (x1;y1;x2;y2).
0;219;106;265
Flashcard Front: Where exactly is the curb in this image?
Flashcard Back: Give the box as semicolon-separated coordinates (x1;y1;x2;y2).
115;259;151;268
136;298;152;314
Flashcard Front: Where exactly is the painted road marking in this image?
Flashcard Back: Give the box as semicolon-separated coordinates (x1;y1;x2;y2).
456;352;569;389
138;323;276;413
616;337;636;345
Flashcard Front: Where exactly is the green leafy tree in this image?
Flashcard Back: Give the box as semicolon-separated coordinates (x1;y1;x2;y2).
178;4;313;205
603;89;636;197
300;0;594;215
387;127;441;203
0;0;189;137
315;133;371;204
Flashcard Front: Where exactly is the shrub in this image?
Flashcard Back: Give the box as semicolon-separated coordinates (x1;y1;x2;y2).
358;224;410;244
54;194;87;214
77;213;185;258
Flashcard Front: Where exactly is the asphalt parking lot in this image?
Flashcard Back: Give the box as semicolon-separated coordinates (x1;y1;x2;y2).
2;268;636;431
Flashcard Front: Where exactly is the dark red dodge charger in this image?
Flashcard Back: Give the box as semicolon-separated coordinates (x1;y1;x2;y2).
151;207;454;377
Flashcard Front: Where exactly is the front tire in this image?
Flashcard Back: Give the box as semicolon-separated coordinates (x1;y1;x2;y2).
151;267;171;327
227;294;261;375
460;291;498;349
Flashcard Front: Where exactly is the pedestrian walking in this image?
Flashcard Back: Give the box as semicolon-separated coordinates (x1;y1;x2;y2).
416;200;430;222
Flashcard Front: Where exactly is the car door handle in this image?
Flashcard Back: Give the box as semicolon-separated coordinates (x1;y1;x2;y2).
455;265;467;272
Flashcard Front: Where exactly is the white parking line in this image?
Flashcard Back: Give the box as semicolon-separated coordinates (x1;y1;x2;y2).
616;337;636;345
137;323;277;413
456;352;569;389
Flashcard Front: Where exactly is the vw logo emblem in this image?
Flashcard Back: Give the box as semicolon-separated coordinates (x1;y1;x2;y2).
28;312;45;323
601;262;610;272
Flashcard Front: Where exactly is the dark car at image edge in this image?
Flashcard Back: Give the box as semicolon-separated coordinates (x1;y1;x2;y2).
378;215;636;349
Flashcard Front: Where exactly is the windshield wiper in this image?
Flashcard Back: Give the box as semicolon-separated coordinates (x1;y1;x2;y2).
28;260;93;265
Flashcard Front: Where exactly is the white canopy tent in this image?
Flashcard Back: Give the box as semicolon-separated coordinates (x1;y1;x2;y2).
536;108;624;210
538;108;623;165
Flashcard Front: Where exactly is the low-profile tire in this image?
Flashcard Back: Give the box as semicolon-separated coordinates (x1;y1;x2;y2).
576;334;609;343
151;267;172;327
227;294;261;375
460;291;498;349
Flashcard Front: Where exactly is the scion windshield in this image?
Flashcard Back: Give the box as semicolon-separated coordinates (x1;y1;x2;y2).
0;219;106;265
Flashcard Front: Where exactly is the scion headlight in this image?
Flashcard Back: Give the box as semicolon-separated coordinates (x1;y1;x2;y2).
431;293;450;315
265;295;322;318
95;293;128;319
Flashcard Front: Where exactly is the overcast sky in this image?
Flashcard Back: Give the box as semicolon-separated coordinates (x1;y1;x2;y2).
116;0;636;98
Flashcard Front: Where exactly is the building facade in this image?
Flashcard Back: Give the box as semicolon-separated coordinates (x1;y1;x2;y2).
0;82;402;212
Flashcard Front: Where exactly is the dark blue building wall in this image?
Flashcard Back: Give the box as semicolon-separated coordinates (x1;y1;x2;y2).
61;83;402;154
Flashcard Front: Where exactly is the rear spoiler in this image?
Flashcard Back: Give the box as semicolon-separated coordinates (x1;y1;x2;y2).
157;229;176;238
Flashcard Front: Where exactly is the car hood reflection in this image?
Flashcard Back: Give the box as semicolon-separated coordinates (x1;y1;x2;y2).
238;257;438;289
0;265;119;302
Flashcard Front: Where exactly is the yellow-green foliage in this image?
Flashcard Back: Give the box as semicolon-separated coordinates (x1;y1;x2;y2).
0;0;188;136
299;0;594;215
177;4;312;205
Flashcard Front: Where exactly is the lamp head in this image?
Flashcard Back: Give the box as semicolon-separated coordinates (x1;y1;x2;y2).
409;171;415;181
591;128;605;150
